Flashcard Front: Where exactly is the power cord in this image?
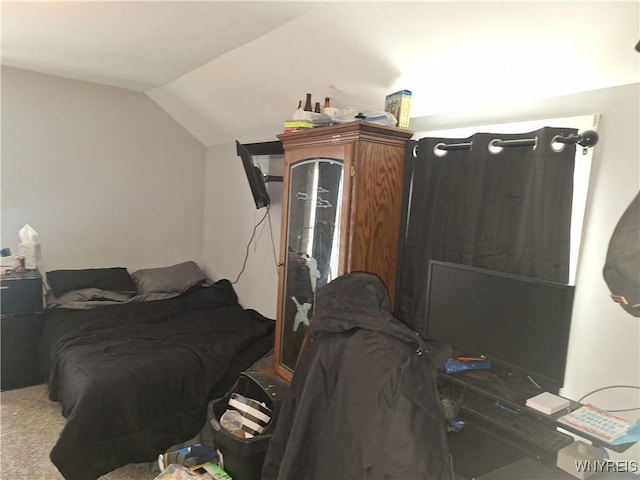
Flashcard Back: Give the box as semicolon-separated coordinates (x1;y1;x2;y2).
231;205;270;285
578;385;640;412
253;204;279;274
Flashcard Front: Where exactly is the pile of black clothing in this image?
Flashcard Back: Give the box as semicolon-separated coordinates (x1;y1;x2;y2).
263;272;452;479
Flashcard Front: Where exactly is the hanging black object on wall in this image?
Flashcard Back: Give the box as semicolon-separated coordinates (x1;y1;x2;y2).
603;192;640;317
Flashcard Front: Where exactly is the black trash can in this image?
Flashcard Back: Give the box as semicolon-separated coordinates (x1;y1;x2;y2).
202;371;289;480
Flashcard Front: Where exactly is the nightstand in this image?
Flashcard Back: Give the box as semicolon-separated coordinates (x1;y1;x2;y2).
1;269;44;390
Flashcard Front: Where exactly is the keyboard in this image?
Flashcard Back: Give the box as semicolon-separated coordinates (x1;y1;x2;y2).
438;378;574;455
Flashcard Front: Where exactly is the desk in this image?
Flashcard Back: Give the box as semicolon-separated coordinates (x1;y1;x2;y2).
440;369;639;480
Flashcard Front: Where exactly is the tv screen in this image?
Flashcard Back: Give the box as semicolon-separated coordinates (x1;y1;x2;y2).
236;140;270;209
425;261;575;390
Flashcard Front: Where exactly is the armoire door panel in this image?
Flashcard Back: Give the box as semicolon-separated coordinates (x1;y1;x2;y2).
278;158;344;373
275;123;413;381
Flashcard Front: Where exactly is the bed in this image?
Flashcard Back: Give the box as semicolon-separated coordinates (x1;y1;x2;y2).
37;261;275;480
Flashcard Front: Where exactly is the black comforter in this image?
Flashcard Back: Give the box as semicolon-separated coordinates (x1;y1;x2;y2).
38;281;274;480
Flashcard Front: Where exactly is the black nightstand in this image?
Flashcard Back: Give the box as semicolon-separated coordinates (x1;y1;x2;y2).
1;269;44;390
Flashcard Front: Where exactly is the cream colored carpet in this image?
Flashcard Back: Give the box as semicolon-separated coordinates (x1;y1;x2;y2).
0;384;157;480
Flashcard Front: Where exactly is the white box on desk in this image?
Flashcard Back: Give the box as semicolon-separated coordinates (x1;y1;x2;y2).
526;391;571;415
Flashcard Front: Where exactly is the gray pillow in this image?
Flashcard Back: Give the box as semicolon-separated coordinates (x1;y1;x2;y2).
131;261;206;294
46;288;135;308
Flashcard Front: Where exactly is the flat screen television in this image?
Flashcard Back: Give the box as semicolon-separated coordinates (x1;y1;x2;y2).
424;260;575;391
236;140;271;209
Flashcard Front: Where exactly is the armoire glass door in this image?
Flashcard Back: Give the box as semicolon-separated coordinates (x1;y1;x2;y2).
279;158;344;372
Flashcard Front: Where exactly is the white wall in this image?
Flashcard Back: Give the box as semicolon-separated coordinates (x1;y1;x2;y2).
1;66;206;273
201;143;282;316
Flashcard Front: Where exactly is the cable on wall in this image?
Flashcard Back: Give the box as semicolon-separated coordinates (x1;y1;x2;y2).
231;205;271;285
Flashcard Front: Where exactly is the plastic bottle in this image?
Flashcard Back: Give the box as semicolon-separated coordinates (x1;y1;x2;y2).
220;410;245;438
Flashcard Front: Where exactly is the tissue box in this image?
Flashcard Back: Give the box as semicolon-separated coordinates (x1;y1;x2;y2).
16;243;41;270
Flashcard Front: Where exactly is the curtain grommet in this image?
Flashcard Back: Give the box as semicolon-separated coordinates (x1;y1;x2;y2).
551;135;567;153
434;143;448;157
488;139;504;155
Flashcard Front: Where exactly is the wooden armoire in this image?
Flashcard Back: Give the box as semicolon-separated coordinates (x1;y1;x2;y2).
274;122;413;381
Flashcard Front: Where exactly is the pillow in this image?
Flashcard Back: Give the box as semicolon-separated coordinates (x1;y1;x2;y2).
46;288;135;309
46;267;137;298
132;261;206;294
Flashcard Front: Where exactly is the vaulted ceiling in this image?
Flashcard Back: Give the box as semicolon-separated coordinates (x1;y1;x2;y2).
2;1;639;146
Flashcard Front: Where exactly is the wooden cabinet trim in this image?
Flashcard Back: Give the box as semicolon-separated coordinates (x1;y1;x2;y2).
277;121;413;149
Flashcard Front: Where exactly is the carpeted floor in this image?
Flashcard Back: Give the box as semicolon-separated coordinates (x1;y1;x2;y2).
0;383;157;480
1;353;275;479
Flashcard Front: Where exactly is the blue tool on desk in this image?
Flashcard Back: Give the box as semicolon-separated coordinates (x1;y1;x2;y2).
445;357;492;374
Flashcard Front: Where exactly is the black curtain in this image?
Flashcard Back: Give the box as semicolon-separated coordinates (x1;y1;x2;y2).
396;126;577;334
